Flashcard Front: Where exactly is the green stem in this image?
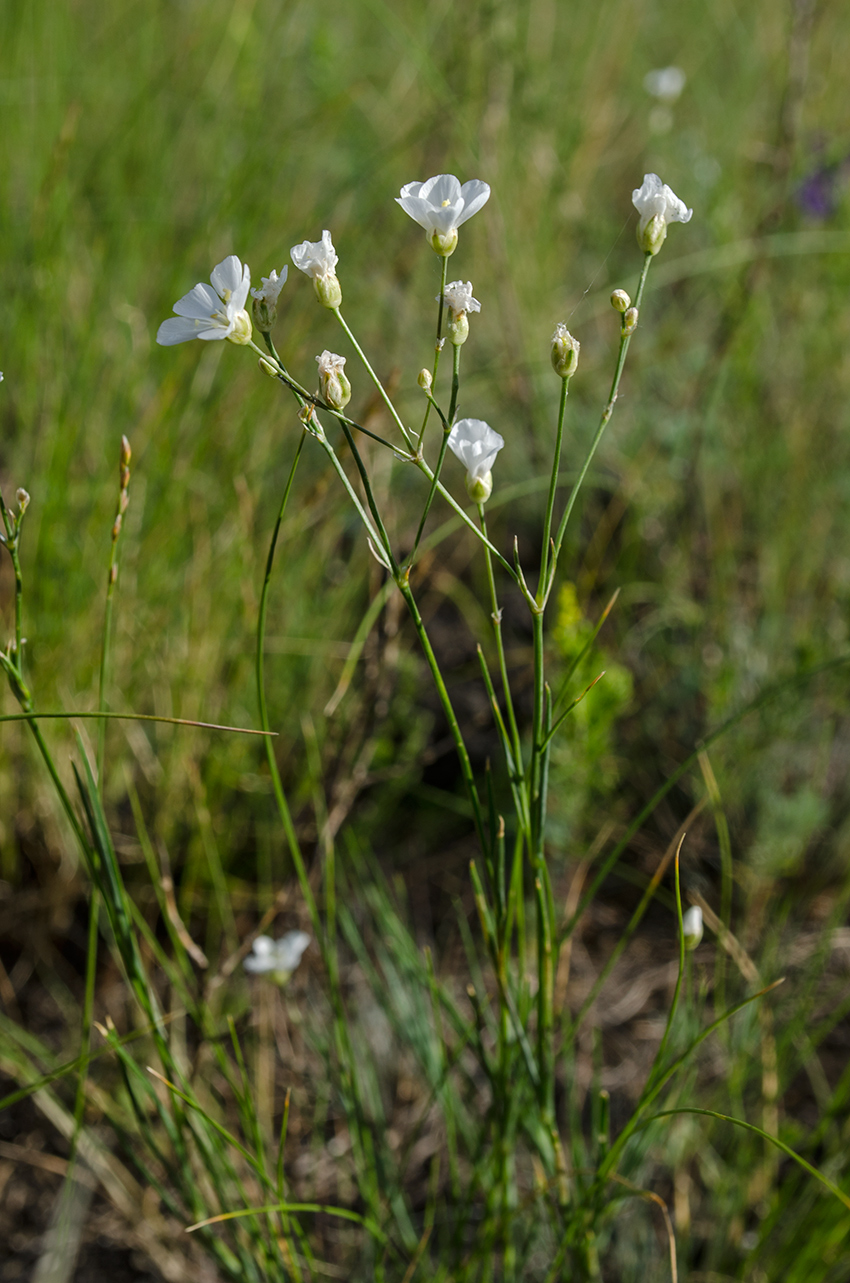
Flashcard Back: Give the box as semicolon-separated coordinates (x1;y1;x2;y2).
396;574;487;853
478;504;523;779
334;308;413;448
538;375;570;602
548;253;653;601
409;343;462;566
255;432;321;937
418;255;449;444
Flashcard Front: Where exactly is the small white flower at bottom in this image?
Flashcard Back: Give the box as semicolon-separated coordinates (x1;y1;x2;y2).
156;255;252;346
440;281;481;315
244;930;311;982
447;418;504;503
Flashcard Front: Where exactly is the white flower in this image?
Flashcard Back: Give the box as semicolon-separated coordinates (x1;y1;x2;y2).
643;67;686;103
396;174;490;256
447;417;504;503
682;905;704;950
251;267;288;306
290;231;342;308
632;173;692;254
440;281;481;315
250;267;287;330
316;350;351;410
156;255;253;346
244;930;311;980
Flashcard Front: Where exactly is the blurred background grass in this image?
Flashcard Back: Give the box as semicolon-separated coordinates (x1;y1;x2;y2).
3;0;850;1277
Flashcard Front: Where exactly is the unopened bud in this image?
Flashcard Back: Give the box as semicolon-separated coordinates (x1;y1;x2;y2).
430;227;458;258
550;324;580;379
251;296;274;332
683;905;703;950
465;470;493;503
16;488;30;513
316;351;351;411
258;356;278;378
314;273;343;310
622;307;639;336
226;309;253;345
638;212;667;256
120;436;132;467
417;368;432;392
111;514;123;540
610;289;630;313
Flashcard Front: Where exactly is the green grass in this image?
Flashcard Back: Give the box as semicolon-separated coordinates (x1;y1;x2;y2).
2;0;850;1278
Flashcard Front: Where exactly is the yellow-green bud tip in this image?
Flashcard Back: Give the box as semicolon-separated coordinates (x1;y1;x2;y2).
622;307;639;336
258;356;278;378
417;368;432;391
610;289;631;313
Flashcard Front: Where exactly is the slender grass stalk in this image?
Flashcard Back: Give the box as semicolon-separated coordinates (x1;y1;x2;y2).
97;436;131;791
334;307;413;448
417;254;449;444
409;343;462;565
538;374;570;601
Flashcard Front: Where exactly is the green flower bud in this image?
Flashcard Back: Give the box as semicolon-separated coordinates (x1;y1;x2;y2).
430;227;458;257
610;289;631;313
258;356;279;378
316;351;351;410
314;272;343;310
550;323;580;379
418;368;433;391
448;311;469;346
465;470;493;503
638;212;667;256
622;307;639;336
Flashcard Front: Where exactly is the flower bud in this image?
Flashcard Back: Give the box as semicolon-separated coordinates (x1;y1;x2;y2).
550;323;580;379
610;289;630;313
252;296;274;331
258;356;279;378
16;488;29;513
465;470;493;503
418;368;432;391
622;307;639;336
638;211;667;255
682;905;703;950
226;309;253;345
314;273;343;309
430;227;458;257
120;436;132;467
316;351;351;411
448;311;469;346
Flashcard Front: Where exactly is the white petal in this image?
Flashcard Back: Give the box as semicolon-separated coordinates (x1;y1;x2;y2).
156;316;207;346
448;418;504;479
419;174;462;205
172;282;219;320
273;930;311;972
398;180;425;201
210;255;245;299
395;195;434;231
232;262;251;311
456;179;491;225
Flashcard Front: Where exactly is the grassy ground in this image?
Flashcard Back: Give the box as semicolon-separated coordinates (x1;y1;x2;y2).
2;0;850;1278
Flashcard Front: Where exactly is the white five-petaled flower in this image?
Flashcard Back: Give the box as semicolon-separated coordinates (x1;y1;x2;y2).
244;931;311;981
156;255;253;346
632;173;692;255
396;175;491;256
682;905;704;950
447;417;504;504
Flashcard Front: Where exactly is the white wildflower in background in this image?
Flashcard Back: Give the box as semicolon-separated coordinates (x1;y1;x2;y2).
643;66;686;103
244;930;311;982
290;231;342;308
682;905;704;950
632;173;692;255
316;350;351;410
250;266;287;329
156;256;253;347
441;280;481;346
396;174;490;256
447;417;504;504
